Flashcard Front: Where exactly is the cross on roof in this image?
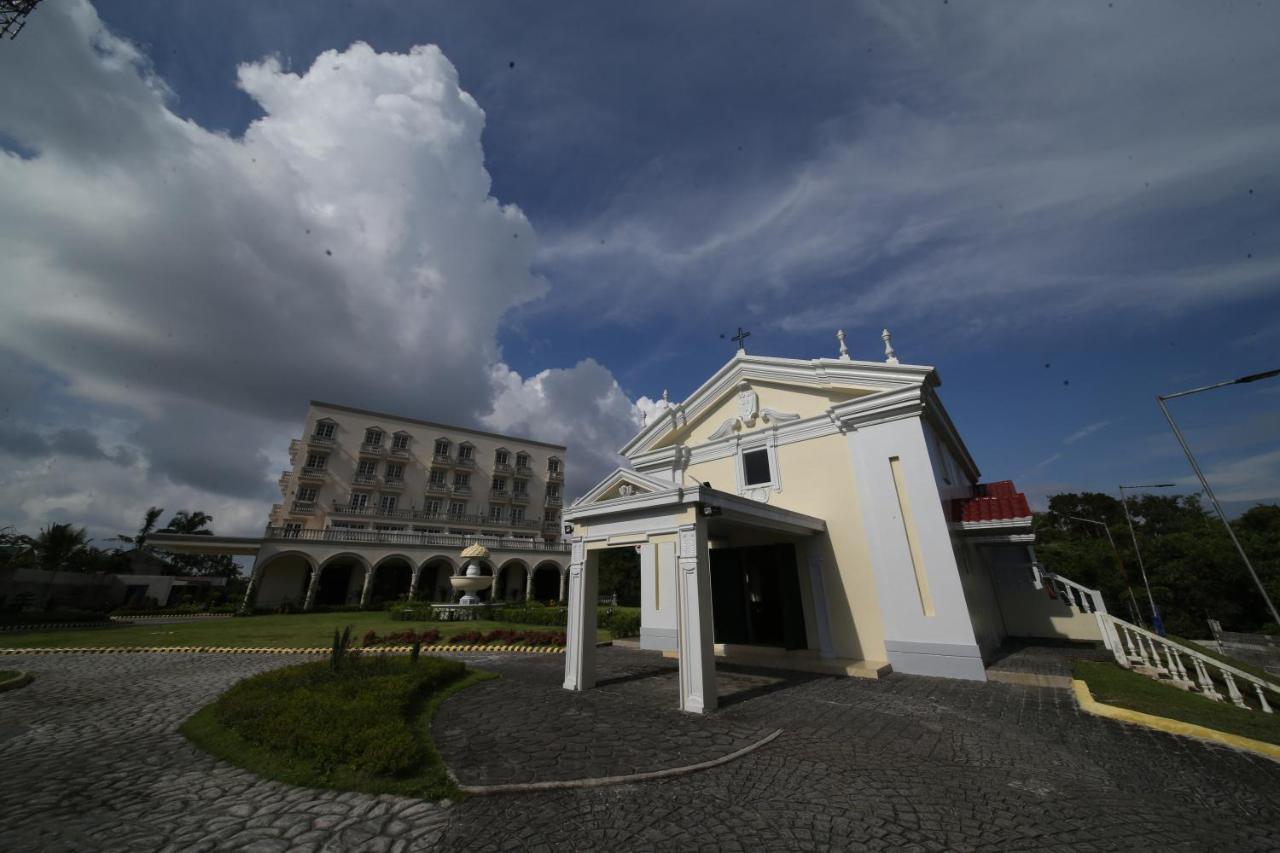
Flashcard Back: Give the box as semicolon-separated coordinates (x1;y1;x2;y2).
731;326;750;352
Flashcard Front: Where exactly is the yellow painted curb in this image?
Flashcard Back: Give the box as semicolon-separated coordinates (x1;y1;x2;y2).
0;644;566;656
1071;679;1280;763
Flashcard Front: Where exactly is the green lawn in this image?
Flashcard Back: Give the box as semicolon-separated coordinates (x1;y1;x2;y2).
0;611;609;649
1074;660;1280;746
0;670;18;679
181;657;489;799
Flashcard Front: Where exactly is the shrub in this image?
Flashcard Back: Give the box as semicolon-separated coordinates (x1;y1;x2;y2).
490;606;568;627
602;609;641;638
0;609;110;627
210;656;466;778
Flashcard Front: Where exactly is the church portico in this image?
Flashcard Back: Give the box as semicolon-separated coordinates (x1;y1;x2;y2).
563;480;834;713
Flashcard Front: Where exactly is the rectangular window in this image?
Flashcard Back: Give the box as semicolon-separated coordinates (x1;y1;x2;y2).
357;459;378;476
364;429;383;446
330;521;367;530
448;501;466;518
424;498;442;515
513;478;527;495
516;453;529;468
374;523;405;531
495;450;510;466
548;458;560;473
296;486;318;502
385;463;404;480
392;434;409;450
742;448;772;486
283;522;302;538
488;505;505;521
454;472;470;488
492;477;507;492
429;468;446;485
313;421;335;438
458;444;474;460
380;495;398;513
350;492;369;509
511;506;525;522
546;484;560;498
434;439;450;456
305;452;328;469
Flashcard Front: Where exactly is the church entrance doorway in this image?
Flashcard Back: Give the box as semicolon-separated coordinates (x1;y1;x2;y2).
710;543;807;649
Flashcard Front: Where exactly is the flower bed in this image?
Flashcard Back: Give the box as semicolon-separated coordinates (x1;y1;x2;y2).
361;627;565;648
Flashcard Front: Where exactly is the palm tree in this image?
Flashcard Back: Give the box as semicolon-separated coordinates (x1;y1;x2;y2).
118;507;164;551
162;511;213;536
34;523;90;573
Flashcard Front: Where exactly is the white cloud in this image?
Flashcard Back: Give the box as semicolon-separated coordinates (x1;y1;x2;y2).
1063;420;1112;446
0;1;639;538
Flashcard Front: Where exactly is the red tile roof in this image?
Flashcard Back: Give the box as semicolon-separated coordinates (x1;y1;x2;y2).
951;480;1032;524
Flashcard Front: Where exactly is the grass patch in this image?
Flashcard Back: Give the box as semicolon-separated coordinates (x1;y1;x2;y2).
1168;635;1280;689
0;670;19;680
0;611;610;649
1074;660;1280;746
180;655;494;799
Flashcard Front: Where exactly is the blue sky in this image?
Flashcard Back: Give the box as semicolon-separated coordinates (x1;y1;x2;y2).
0;1;1277;539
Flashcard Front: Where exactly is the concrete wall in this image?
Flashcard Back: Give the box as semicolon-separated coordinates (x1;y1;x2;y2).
983;546;1103;642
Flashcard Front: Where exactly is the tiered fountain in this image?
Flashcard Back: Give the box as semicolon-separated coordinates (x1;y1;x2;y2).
449;543;495;606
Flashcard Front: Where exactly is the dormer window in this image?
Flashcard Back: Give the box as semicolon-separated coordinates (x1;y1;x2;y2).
392;433;410;451
313;420;336;439
515;452;530;469
364;428;384;447
458;443;474;461
434;438;451;457
548;458;561;474
495;449;511;466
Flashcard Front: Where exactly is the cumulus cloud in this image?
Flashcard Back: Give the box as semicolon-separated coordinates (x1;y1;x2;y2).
0;1;639;537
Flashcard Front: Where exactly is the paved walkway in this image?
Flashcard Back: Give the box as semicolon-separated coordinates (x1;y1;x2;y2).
1;648;1278;852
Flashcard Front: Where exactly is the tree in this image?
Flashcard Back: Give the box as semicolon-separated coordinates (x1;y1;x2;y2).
32;523;89;573
118;506;164;551
161;510;213;535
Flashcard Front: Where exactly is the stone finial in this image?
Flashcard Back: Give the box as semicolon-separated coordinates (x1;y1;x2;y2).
662;389;669;404
639;409;648;428
882;328;899;364
836;329;850;361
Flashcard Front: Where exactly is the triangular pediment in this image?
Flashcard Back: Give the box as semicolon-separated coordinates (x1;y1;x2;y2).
573;468;672;507
623;353;936;458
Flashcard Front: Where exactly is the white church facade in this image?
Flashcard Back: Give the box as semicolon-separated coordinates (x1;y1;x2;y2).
562;332;1099;713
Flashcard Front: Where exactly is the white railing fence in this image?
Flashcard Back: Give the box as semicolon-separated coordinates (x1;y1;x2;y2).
1098;613;1277;714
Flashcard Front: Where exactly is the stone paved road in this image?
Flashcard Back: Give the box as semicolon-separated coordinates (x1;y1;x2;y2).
1;648;1278;852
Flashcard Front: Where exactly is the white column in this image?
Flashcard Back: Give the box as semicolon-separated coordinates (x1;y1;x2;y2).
675;521;717;714
524;567;533;601
303;566;321;611
563;539;596;691
359;565;375;607
239;560;262;613
407;566;420;601
559;568;568;604
805;542;836;660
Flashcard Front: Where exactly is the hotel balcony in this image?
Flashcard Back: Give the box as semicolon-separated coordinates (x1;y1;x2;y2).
382;477;406;491
489;488;510;501
545;494;563;507
263;525;570;552
515;465;533;477
353;473;378;486
389;444;410;458
427;481;450;493
543;520;562;533
270;502;283;517
278;471;290;493
455;455;475;468
360;442;386;457
307;433;336;449
494;462;513;475
299;466;327;482
548;469;564;482
290;500;317;516
511;491;530;504
288;439;303;463
433;452;453;465
453;484;472;496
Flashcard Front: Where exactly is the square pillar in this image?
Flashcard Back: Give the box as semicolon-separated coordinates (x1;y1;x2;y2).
563;539;596;691
359;565;375;607
303;566;321;611
805;543;837;660
676;521;717;713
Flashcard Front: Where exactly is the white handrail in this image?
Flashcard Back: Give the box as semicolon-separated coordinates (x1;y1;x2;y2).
1099;612;1277;712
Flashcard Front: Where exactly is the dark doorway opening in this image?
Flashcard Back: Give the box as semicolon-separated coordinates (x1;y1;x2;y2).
370;561;411;605
316;562;359;606
710;544;806;649
531;564;561;603
598;547;640;606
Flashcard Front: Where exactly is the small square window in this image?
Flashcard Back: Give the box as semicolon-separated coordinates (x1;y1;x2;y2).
742;449;771;486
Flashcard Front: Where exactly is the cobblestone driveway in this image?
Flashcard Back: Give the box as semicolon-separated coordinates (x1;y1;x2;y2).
1;648;1277;852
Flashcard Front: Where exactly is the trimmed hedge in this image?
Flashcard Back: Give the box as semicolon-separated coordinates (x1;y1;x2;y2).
112;603;237;617
0;609;110;627
210;656;466;777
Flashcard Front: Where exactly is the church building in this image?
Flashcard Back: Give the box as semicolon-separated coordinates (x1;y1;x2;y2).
562;331;1098;713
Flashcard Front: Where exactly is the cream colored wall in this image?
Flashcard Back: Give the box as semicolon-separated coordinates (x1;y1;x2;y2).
658;381;867;449
685;431;887;663
990;563;1104;642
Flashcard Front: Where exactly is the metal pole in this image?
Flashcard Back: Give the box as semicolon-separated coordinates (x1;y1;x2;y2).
1066;515;1144;627
1119;484;1171;635
1156;395;1280;626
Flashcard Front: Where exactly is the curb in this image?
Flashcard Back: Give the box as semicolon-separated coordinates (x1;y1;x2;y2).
110;614;235;622
0;670;33;691
0;622;116;633
0;644;566;656
1071;679;1280;763
457;728;784;795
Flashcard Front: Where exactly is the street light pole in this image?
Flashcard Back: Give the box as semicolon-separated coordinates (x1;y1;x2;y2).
1157;368;1280;627
1119;483;1175;635
1065;515;1143;625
